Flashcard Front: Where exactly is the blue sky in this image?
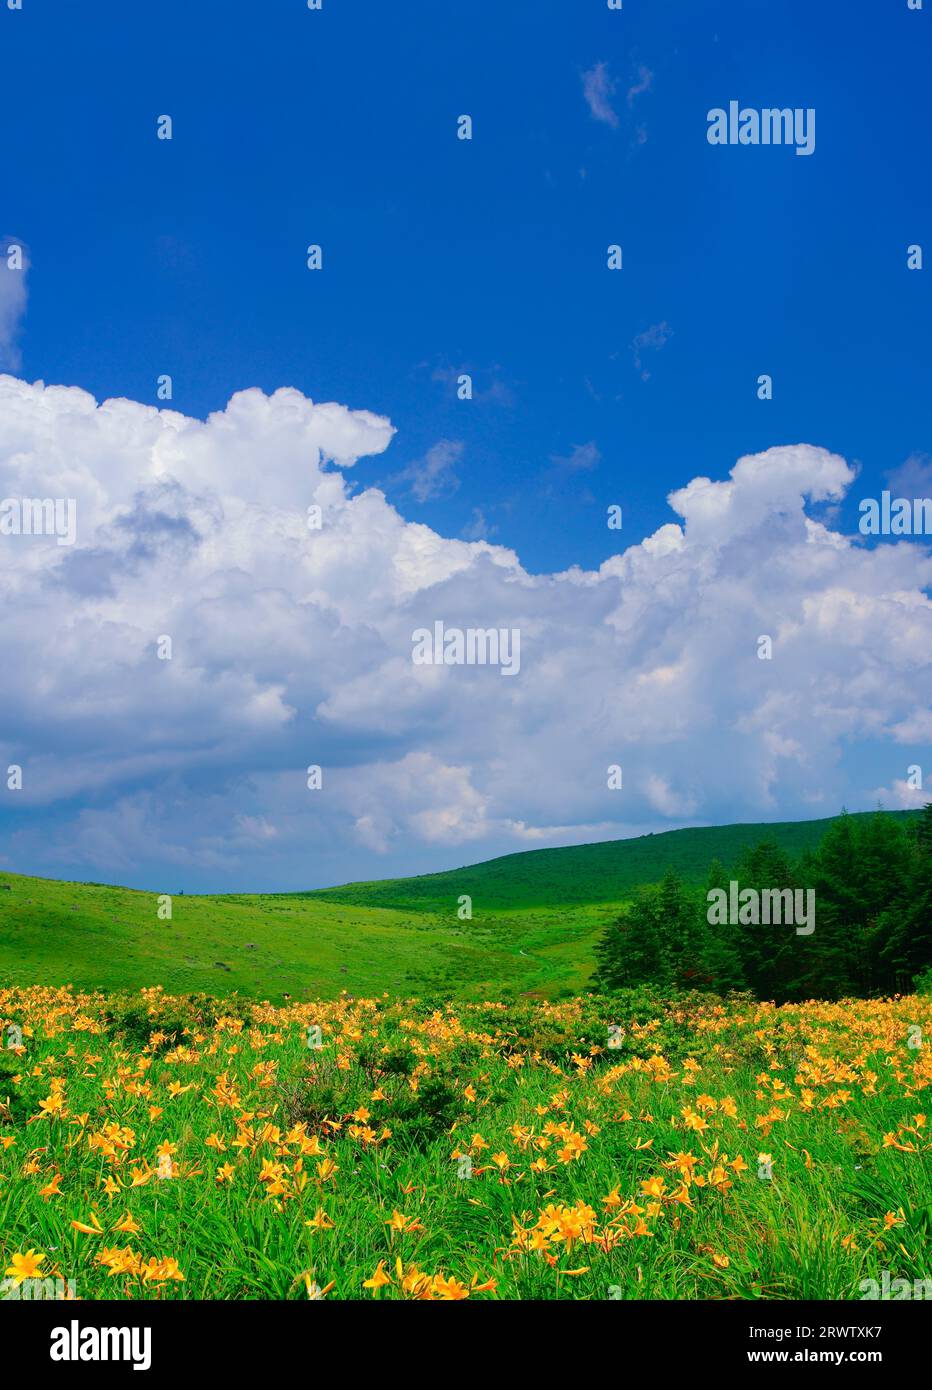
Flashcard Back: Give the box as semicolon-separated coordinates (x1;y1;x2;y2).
0;0;930;891
6;0;929;566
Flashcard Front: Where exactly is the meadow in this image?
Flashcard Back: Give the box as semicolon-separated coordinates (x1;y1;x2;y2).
0;810;918;1002
1;983;930;1300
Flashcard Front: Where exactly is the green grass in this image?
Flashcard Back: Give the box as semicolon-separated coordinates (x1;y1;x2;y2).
0;810;918;1001
0;812;927;1302
0;872;610;1001
1;985;929;1300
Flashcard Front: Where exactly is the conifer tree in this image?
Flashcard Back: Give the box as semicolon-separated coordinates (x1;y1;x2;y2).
656;869;705;988
732;840;801;999
700;858;746;993
877;804;932;988
592;890;665;990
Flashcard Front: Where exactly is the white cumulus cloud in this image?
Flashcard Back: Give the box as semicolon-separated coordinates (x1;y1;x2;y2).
0;373;930;889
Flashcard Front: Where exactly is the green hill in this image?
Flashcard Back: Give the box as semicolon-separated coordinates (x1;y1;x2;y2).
0;810;919;1000
300;810;920;911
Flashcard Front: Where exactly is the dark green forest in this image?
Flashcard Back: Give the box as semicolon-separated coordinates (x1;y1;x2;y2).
592;804;932;1002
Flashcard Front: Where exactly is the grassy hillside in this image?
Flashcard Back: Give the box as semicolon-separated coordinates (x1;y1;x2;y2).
300;810;921;911
0;810;918;1000
0;872;608;1002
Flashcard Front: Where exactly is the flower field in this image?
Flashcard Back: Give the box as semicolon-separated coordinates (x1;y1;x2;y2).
1;984;930;1301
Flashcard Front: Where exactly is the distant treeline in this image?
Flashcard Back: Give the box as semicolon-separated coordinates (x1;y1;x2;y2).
592;805;932;1002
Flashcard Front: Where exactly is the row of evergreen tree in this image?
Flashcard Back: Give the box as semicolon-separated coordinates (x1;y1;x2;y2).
592;805;932;1002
